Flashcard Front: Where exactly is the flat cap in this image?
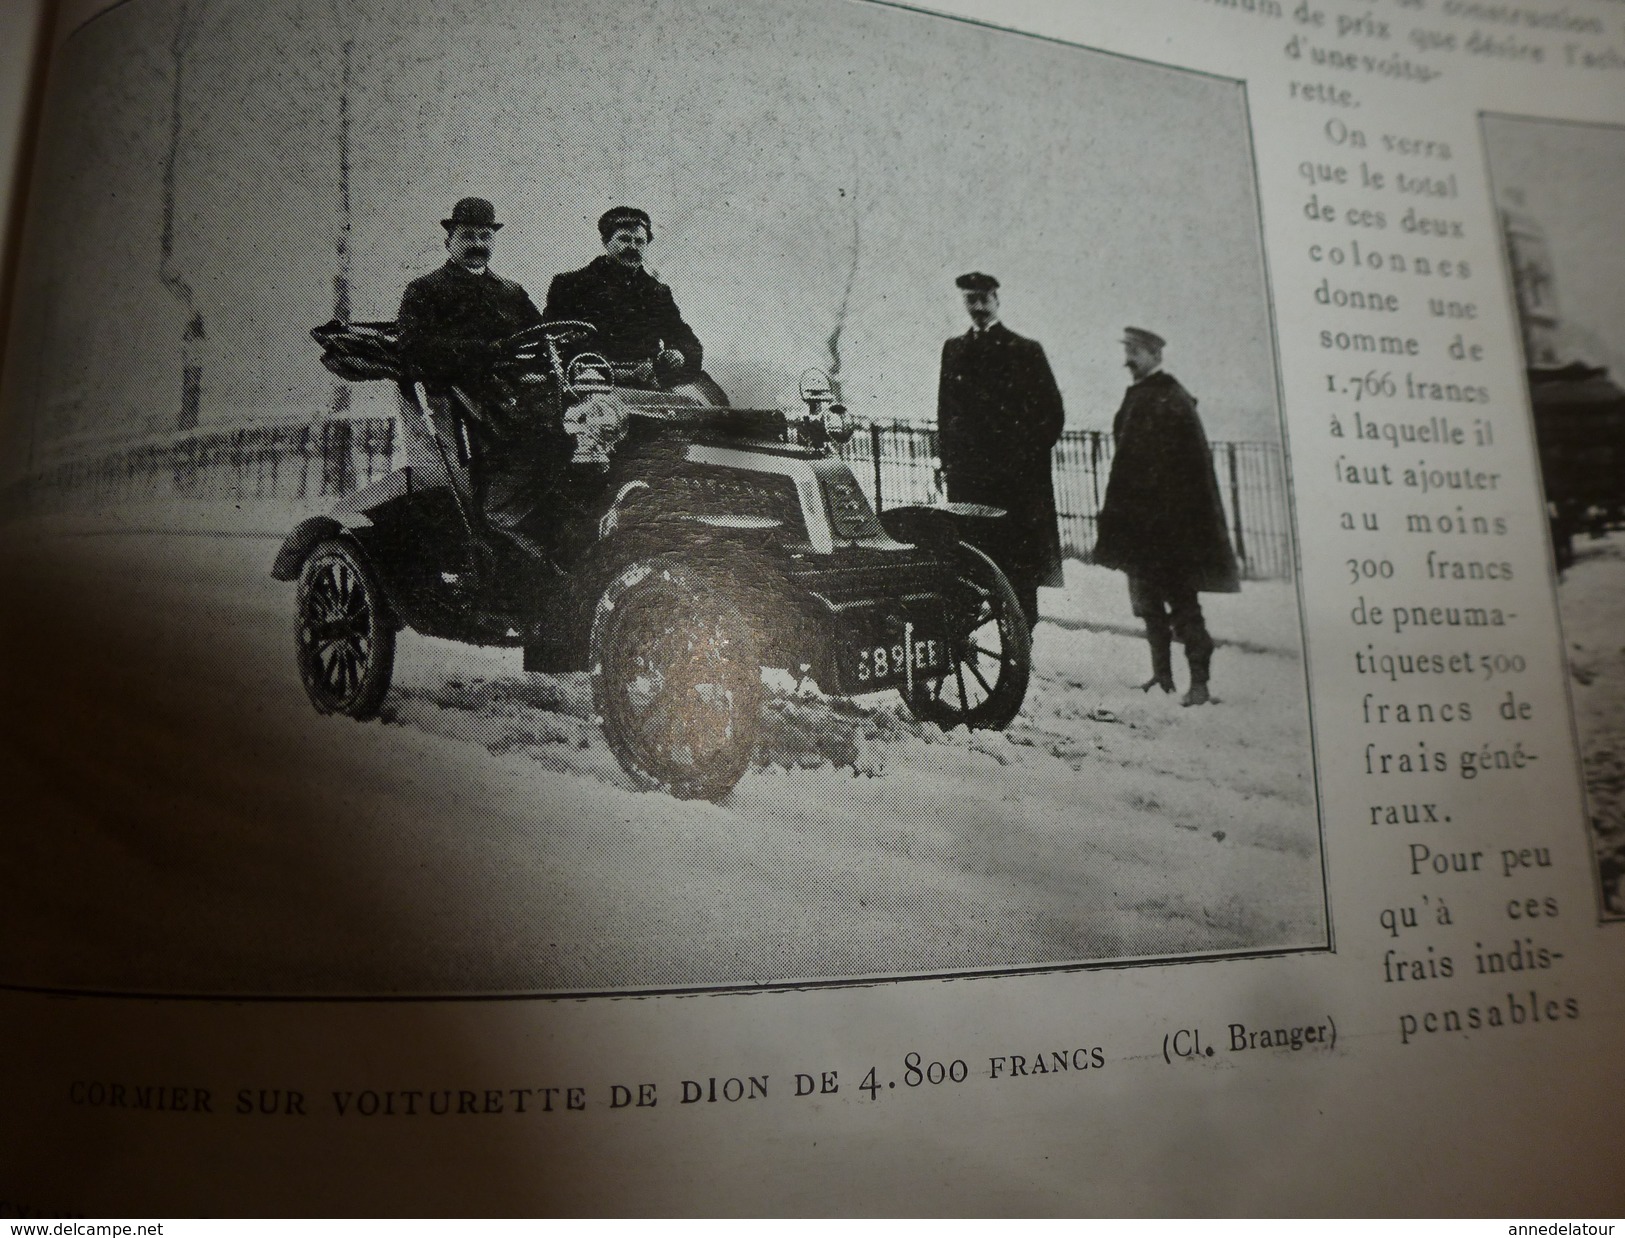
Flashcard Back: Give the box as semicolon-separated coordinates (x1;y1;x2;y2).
599;206;653;240
1121;326;1166;351
955;271;1000;292
441;197;502;230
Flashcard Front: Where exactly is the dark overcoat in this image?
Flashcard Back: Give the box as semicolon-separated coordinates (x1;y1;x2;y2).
398;260;544;382
1092;370;1241;594
936;322;1066;588
397;260;544;444
543;256;703;379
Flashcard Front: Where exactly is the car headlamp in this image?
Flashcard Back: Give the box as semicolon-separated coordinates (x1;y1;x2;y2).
799;367;833;407
567;352;615;398
819;403;855;445
796;367;854;446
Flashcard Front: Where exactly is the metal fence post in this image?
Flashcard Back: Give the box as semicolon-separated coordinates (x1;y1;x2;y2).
322;419;355;495
1226;441;1248;573
870;422;884;513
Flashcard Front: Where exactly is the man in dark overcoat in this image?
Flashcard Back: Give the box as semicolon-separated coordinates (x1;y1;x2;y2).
936;271;1066;628
544;206;727;404
397;197;564;565
1092;327;1240;706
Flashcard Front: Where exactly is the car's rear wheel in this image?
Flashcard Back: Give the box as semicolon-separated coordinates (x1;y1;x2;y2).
295;538;395;719
591;559;762;801
901;542;1030;730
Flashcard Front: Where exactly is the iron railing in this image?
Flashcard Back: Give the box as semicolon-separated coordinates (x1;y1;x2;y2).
11;413;1294;580
840;421;1293;581
16;415;398;513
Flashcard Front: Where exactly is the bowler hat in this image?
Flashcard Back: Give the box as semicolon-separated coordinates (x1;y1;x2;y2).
1122;326;1166;351
955;271;999;292
441;197;503;231
599;206;653;240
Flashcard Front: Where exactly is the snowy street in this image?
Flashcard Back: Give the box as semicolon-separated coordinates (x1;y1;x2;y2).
0;514;1325;995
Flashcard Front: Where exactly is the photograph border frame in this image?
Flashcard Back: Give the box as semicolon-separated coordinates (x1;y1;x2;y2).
0;0;1335;1003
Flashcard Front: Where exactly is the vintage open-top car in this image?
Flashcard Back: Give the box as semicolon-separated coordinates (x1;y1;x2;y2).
275;319;1031;799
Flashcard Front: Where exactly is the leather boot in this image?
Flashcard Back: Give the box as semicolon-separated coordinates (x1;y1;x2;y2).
1182;645;1213;707
1140;632;1175;694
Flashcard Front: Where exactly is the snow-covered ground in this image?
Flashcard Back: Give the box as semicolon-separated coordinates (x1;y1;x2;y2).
0;510;1324;994
1557;529;1625;916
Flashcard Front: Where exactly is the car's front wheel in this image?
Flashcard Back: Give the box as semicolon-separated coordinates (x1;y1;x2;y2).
900;542;1030;730
591;558;762;801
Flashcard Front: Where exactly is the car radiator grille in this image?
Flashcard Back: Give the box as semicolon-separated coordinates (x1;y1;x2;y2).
786;552;947;606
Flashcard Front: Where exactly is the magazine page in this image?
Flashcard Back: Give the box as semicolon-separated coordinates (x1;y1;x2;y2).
0;0;1621;1215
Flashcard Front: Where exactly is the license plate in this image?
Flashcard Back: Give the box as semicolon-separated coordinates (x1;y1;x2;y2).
850;624;949;688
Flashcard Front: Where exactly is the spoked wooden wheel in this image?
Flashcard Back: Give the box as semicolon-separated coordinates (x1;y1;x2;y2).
295;539;396;719
591;560;762;801
901;542;1030;730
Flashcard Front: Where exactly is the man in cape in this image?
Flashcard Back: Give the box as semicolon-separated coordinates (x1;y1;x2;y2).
1092;327;1240;706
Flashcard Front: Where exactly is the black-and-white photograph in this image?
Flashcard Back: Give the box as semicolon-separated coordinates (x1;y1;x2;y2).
0;0;1323;995
1483;113;1625;920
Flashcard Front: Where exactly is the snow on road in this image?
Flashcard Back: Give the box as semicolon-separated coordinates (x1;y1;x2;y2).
0;518;1325;994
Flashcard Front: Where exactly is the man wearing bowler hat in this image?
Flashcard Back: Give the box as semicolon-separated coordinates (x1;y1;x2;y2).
544;206;726;404
935;271;1066;628
397;197;563;565
1092;327;1240;706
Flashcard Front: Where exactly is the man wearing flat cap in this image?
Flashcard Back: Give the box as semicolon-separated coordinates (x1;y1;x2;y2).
544;206;725;403
397;197;561;562
1092;327;1240;706
936;271;1066;628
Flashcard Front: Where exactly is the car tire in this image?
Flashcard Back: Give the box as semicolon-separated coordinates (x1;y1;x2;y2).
591;558;762;801
901;541;1030;731
295;538;396;720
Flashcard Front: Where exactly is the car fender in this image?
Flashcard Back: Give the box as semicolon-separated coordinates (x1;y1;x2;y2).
579;527;794;653
878;502;1005;551
274;522;402;632
270;516;344;581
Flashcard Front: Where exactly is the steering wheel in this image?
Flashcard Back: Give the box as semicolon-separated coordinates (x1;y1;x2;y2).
509;320;595;349
494;320;597;368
